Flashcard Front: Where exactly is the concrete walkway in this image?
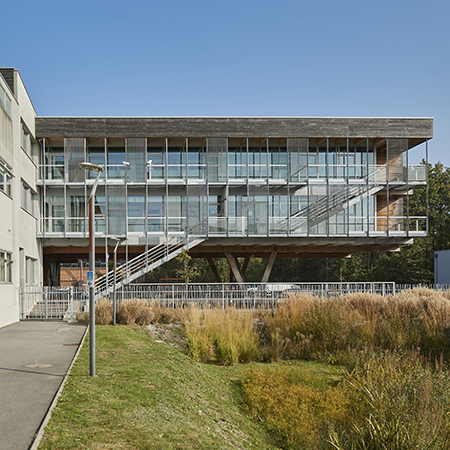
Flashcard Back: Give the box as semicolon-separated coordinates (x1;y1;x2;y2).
0;321;87;450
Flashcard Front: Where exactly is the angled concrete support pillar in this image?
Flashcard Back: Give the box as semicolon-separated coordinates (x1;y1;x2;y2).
225;252;245;284
206;257;222;283
261;251;277;283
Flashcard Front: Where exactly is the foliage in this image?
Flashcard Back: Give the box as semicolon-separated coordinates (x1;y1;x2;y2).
175;250;198;284
328;351;450;450
243;365;351;449
185;306;260;365
263;289;450;363
116;298;155;325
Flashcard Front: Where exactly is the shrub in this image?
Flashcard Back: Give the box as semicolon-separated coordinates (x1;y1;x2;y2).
243;366;351;449
77;298;113;325
329;351;450;450
95;298;113;325
152;304;187;324
117;299;155;325
262;288;450;363
184;306;260;364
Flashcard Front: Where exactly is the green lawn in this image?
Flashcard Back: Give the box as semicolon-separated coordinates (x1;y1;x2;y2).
39;325;282;449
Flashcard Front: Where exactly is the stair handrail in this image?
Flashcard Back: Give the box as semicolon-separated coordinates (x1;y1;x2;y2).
95;219;209;296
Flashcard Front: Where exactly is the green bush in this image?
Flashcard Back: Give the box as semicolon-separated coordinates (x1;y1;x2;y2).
243;366;351;449
329;351;450;450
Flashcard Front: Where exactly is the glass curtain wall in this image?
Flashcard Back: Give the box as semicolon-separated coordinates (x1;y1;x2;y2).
107;139;126;180
147;138;165;180
45;140;64;180
128;190;145;233
206;138;227;182
147;191;165;233
87;138;106;180
228;138;247;179
126;138;146;182
168;138;186;179
247;183;268;236
248;138;267;179
67;187;85;232
66;138;84;182
187;138;206;180
167;187;186;232
39;133;422;239
187;185;207;233
108;184;126;235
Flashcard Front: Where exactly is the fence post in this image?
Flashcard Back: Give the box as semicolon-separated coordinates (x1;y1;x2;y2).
70;286;74;321
44;288;48;321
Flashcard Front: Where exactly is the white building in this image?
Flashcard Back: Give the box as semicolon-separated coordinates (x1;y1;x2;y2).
0;68;42;327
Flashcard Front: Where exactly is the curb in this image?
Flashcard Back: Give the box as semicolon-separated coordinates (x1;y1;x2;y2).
29;325;89;450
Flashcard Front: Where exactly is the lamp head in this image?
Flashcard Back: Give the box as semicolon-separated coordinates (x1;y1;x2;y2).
79;162;103;172
123;161;130;167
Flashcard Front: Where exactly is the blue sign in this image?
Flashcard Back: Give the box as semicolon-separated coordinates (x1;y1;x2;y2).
87;271;94;287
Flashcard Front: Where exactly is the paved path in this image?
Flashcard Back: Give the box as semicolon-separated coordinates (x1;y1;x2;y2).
0;321;87;450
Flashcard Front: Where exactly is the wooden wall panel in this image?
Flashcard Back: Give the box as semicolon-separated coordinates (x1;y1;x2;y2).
36;117;434;140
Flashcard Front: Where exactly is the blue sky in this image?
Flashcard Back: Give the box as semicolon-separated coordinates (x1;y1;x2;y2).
2;0;449;165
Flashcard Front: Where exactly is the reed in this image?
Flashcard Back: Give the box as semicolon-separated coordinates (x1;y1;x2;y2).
184;306;260;364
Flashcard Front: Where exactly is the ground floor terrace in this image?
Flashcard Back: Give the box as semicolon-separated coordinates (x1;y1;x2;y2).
43;235;413;287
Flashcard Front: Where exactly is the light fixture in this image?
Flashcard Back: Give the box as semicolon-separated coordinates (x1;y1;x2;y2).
79;162;104;172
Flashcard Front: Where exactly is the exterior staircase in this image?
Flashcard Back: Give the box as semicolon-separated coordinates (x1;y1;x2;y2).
94;234;206;299
288;166;386;232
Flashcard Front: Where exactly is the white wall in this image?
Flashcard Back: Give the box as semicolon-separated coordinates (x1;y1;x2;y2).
0;70;41;328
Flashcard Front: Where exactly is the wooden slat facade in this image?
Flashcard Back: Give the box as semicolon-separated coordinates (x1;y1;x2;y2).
36;117;433;142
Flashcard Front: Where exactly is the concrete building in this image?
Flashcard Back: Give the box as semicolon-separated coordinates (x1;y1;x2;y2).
0;68;433;326
0;69;42;327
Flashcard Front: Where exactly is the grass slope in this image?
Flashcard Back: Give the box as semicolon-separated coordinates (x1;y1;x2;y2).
39;325;280;450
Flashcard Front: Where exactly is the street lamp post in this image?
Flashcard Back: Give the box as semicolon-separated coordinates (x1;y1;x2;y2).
123;161;130;283
79;162;103;377
111;237;125;325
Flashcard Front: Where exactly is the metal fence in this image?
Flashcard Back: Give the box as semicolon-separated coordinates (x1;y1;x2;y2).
102;282;397;308
19;286;87;320
21;281;450;320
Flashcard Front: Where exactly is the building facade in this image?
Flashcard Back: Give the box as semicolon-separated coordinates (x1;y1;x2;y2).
0;68;433;326
0;68;42;327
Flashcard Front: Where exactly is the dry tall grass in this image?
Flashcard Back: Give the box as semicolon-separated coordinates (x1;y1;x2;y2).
262;288;450;362
184;306;260;364
91;288;450;364
328;350;450;450
116;299;155;325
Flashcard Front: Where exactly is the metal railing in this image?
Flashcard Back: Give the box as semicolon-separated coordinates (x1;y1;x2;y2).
19;286;87;320
101;282;397;308
21;282;450;320
94;234;206;298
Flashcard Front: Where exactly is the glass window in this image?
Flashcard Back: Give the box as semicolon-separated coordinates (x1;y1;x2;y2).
66;138;85;182
148;195;164;216
147;138;165;180
168;138;186;179
126;138;146;182
107;139;126;180
228;138;247;179
25;256;36;285
21;181;36;216
0;251;12;283
0;161;12;196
